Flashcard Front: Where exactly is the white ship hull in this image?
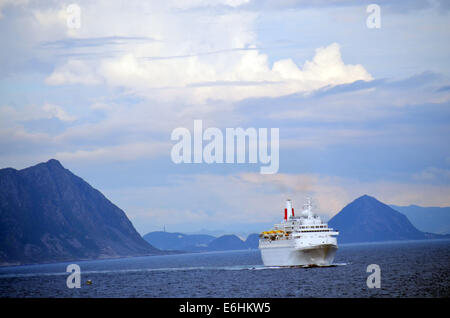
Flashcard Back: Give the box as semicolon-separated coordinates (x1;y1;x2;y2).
259;241;337;266
258;198;339;267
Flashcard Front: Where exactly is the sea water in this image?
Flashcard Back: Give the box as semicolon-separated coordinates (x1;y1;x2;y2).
0;239;449;298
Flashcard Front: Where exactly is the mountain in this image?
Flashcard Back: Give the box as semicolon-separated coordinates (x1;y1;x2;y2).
143;231;216;251
390;205;450;235
206;234;248;251
244;233;260;249
0;159;160;265
143;231;260;252
328;195;434;244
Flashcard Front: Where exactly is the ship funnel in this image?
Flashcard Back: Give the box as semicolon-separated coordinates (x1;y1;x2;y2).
285;199;294;219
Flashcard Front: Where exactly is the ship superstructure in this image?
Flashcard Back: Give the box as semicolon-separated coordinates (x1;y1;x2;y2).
259;198;339;266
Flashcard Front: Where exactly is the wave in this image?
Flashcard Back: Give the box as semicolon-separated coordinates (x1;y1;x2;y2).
0;263;349;278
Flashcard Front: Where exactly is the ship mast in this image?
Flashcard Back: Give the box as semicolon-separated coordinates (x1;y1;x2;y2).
303;197;313;219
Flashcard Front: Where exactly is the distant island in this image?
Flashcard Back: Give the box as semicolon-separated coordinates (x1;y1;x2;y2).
0;159;449;265
142;231;259;252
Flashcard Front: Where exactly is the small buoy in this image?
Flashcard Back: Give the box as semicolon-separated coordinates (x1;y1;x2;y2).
86;280;92;285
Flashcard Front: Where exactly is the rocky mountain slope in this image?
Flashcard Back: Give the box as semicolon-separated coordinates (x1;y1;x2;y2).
0;159;160;265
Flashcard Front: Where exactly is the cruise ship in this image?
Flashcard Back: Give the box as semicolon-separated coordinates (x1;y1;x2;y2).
259;198;339;267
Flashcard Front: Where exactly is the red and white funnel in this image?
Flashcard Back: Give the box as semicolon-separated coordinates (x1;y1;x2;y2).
285;199;294;220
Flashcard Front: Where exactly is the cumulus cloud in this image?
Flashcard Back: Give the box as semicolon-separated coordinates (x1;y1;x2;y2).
47;42;372;103
34;1;371;103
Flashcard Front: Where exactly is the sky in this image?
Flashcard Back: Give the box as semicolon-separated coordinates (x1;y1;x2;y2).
0;0;450;236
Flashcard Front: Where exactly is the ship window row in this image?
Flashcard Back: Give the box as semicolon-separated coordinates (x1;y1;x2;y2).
299;225;327;229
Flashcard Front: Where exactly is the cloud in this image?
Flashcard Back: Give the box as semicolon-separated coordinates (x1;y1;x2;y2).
103;171;450;234
41;103;76;121
0;103;76;123
241;172;450;208
237;0;438;13
55;141;170;163
41;36;158;50
0;0;28;19
0;102;77;165
32;6;66;27
412;167;450;183
28;1;373;104
1;0;449;216
47;42;372;103
238;71;450;127
45;59;102;85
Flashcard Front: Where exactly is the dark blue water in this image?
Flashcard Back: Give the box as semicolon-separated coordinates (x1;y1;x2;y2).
0;239;449;298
